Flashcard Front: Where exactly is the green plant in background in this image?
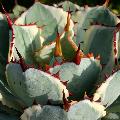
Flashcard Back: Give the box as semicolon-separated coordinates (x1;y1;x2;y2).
0;0;120;120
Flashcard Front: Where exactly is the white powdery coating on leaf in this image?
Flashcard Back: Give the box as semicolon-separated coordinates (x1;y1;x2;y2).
68;100;106;120
12;24;42;62
93;70;120;108
6;63;69;105
24;68;69;101
21;105;68;120
105;113;119;120
21;104;42;120
50;57;99;82
15;2;74;36
37;43;55;59
37;105;68;120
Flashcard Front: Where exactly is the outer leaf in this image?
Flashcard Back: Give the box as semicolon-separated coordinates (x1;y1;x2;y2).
82;25;119;80
76;5;117;48
11;24;43;65
102;113;120;120
6;63;69;106
15;2;74;43
68;100;106;120
0;20;9;62
49;57;101;100
75;6;91;45
20;104;42;120
0;18;9;84
82;6;117;29
83;25;115;64
57;1;91;23
0;101;21;116
57;1;92;43
58;1;80;12
35;30;77;64
34;42;55;65
21;105;68;120
13;5;26;17
0;79;25;111
93;70;120;108
0;112;19;120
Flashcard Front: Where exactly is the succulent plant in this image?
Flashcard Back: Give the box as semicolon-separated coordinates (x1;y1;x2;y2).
57;1;92;43
21;104;68;120
49;55;101;100
75;0;120;81
0;0;120;120
76;0;118;48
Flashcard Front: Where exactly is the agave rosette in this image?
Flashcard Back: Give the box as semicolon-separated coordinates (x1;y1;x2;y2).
0;0;120;120
5;1;101;109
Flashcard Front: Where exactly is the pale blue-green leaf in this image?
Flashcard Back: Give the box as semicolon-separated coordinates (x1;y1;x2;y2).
49;57;100;100
21;105;68;120
15;2;71;43
93;70;120;108
12;24;43;64
68;100;106;120
6;63;68;106
82;6;117;29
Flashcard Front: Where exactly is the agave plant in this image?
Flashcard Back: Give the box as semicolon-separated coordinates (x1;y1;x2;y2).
0;0;120;120
57;1;92;43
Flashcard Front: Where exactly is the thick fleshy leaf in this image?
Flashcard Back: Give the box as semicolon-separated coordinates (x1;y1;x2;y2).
49;57;101;100
0;63;7;86
21;105;68;120
35;30;77;64
0;112;19;120
93;70;120;108
76;5;117;48
15;2;74;43
0;18;9;84
0;101;21;116
102;112;120;120
68;100;106;120
57;1;92;44
82;6;117;29
58;1;80;12
102;96;120;119
83;25;114;64
20;104;42;120
74;6;92;46
34;42;55;65
82;25;119;80
12;24;76;66
60;31;76;61
0;79;25;111
11;24;43;64
6;63;69;106
57;1;91;23
13;5;26;17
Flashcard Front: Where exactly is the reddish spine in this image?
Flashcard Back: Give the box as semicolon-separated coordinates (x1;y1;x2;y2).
113;31;118;65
